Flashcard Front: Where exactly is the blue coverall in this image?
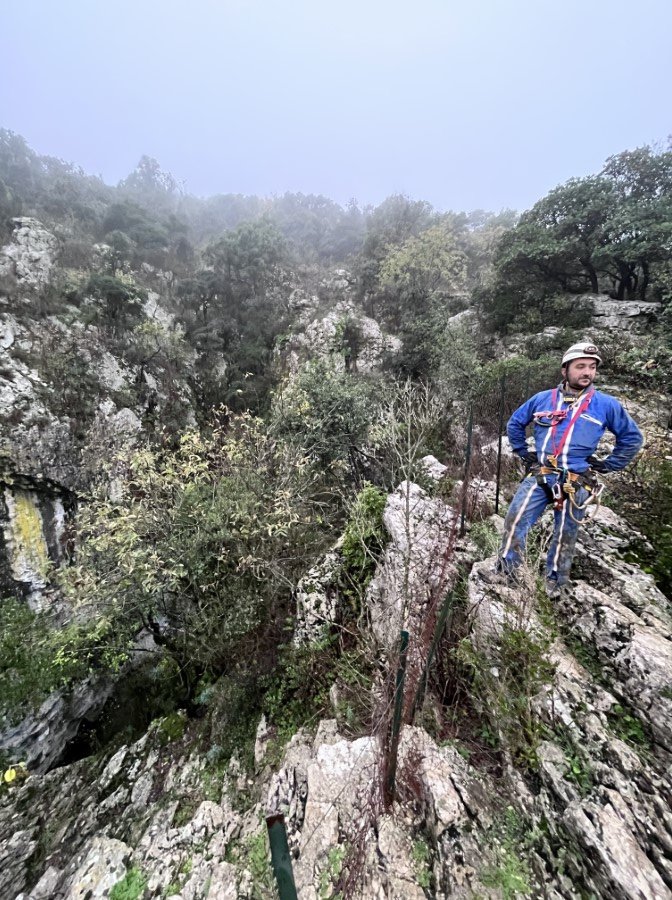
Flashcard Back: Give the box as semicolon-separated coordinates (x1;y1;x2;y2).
499;386;643;585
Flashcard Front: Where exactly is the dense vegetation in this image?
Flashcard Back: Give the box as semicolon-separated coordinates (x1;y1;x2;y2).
1;129;671;752
479;145;672;331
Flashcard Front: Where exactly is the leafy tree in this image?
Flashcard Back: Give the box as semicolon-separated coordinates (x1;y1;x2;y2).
102;201;169;253
270;359;376;474
377;222;468;377
185;193;264;245
356;195;436;306
600;146;672;301
379;222;468;317
481;144;672;330
60;415;323;687
118;155;180;215
269;193;365;263
0;129;41;203
205;219;286;298
83;274;146;335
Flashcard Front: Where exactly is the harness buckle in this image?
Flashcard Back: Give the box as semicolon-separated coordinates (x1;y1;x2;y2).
551;481;564;511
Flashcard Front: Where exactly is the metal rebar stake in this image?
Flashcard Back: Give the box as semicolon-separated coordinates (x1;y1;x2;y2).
384;630;409;807
460;405;474;537
494;374;506;514
411;588;456;719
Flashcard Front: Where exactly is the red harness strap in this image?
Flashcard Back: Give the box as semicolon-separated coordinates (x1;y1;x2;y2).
548;387;594;462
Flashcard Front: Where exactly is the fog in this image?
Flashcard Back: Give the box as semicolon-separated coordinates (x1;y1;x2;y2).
2;0;671;211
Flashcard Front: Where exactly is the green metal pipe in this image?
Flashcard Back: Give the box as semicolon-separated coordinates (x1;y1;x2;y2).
266;814;298;900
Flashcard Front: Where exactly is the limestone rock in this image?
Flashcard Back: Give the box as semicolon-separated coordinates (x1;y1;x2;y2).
0;218;58;288
293;548;341;646
254;714;271;770
265;720;498;899
61;836;131;900
420;454;447;482
366;481;456;662
1;488;51;603
143;290;176;328
284;299;401;373
467;499;672;898
0;636;158;774
0;828;38;899
589;295;662;331
320;269;354;293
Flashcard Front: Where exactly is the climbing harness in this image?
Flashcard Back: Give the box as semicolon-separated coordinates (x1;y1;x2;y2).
546;387;595;467
536;465;604;523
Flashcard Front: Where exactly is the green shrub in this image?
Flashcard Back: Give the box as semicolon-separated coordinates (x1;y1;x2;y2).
480;807;532;898
60;414;325;686
0;598;126;725
609;449;672;597
157;711;187;746
78;274;146;334
271;359;376;470
411;838;431;890
339;484;387;605
110;866;147;900
458;619;555;770
262;637;337;744
607;703;650;750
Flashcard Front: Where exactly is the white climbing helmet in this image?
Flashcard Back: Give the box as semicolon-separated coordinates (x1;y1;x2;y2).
561;342;602;367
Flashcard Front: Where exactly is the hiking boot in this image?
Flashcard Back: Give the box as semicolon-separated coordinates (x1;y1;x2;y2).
545;579;570;600
481;567;519;587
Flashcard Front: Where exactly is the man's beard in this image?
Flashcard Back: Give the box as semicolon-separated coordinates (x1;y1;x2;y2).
566;375;594;392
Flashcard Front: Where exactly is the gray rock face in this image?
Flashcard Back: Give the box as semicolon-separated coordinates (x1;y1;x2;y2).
293;548;342;646
284;299;401;374
366;481;457;669
468;501;672;898
0;483;70;603
0;218;59;288
589;295;662;331
0;639;159;776
3;463;672;900
2;701;504;900
60;836;132;900
419;454;448;482
266;722;499;899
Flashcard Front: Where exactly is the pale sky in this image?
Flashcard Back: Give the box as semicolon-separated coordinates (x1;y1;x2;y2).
2;0;671;212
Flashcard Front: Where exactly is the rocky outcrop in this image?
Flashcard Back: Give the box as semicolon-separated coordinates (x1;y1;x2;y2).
3;466;672;900
468;503;672;898
366;480;456;654
0;487;66;605
0;218;58;289
3;711;504;900
589;295;662;332
0;243;196;599
293;548;342;646
283;298;401;374
266;721;501;899
0;632;159;775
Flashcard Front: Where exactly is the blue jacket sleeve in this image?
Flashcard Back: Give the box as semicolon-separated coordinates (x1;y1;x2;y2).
602;400;643;471
507;396;538;457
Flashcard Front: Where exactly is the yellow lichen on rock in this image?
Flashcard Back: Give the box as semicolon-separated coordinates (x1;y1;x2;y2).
5;489;50;587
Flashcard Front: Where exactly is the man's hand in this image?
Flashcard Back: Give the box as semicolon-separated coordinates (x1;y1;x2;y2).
521;451;539;472
587;455;608;473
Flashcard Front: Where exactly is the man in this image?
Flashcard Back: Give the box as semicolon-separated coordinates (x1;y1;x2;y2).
498;342;643;596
